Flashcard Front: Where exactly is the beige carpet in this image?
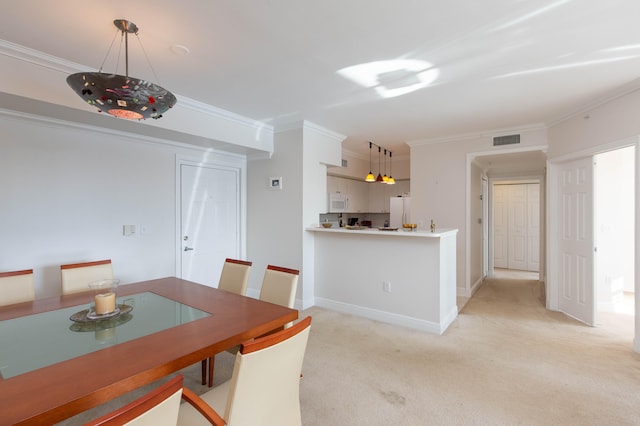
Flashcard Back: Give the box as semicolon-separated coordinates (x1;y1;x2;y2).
299;277;639;426
61;276;639;425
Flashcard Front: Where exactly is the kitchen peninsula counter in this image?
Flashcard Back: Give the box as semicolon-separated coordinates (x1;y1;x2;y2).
308;226;458;238
306;226;458;334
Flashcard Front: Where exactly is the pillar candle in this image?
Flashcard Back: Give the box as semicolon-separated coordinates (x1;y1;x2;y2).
95;292;116;315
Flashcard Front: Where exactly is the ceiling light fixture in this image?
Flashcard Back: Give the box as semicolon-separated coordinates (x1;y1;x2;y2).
67;19;177;120
365;142;375;182
382;149;389;183
375;146;384;182
387;151;395;185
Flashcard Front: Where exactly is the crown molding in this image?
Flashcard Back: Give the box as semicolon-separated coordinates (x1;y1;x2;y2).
274;120;346;143
407;123;547;147
0;106;251;160
0;39;273;136
546;77;640;127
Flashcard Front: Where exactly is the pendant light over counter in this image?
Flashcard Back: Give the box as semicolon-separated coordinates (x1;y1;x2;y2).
363;141;395;184
365;142;376;182
67;19;177;120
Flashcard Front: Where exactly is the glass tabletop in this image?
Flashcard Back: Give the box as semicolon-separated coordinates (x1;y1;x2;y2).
0;292;210;379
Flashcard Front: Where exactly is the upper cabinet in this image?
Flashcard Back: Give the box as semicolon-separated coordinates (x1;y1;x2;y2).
327;175;409;213
348;179;368;212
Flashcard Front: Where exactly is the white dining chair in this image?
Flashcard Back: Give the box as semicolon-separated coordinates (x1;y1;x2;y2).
0;269;34;306
202;258;252;385
205;263;299;387
60;259;113;295
178;316;312;426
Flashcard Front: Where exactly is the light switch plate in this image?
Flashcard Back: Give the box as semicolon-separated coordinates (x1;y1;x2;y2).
123;224;136;236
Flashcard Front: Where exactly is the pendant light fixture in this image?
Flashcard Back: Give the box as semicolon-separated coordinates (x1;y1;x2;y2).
365;142;375;182
375;146;384;182
67;19;177;120
382;149;389;183
387;151;396;185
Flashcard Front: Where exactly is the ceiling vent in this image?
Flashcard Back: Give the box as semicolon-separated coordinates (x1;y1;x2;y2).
493;134;520;146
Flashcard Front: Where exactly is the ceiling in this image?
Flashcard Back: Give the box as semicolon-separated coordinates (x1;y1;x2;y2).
1;1;640;160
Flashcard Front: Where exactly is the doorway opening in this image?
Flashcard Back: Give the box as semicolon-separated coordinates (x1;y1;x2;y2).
492;181;541;280
594;146;635;328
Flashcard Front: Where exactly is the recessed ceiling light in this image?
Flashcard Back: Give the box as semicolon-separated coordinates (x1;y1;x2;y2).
171;44;191;55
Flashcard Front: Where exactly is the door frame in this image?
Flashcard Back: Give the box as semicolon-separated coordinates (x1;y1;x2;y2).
175;153;247;279
546;136;639;352
489;179;543;277
466;145;547;298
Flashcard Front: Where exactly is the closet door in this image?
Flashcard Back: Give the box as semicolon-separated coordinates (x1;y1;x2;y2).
493;185;508;268
507;185;528;270
527;184;540;271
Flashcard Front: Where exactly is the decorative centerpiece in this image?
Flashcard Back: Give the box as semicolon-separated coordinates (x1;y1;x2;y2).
69;279;133;324
87;279;120;319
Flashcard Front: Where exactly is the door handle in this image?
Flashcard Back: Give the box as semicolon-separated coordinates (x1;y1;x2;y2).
184;246;194;252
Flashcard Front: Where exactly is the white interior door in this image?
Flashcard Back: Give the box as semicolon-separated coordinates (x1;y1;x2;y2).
527;184;540;271
180;164;240;287
493;185;508;268
482;178;489;277
557;157;595;325
508;184;528;270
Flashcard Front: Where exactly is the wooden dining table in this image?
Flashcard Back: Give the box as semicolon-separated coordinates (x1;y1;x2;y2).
0;277;298;425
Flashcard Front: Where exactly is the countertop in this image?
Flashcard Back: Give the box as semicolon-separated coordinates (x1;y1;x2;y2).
306;226;458;238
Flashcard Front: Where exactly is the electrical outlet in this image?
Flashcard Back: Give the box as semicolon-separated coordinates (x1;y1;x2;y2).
383;281;391;293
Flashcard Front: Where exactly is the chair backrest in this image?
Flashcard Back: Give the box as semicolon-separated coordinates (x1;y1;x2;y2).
217;258;252;296
61;259;113;295
0;269;34;306
85;375;183;426
258;265;299;308
225;316;312;426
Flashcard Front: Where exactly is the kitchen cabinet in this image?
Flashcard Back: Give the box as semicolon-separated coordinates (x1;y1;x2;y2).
347;179;368;212
368;183;389;213
327;175;348;194
327;175;410;213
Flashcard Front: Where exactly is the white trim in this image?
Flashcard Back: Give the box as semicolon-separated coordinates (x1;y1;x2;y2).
314;297;455;335
0;107;249;158
466;145;548;295
635;141;640;353
275;120;346;142
0;39;273;140
549;136;638;163
0;39;85;73
174;155;247;279
547;78;640;127
409;123;547;147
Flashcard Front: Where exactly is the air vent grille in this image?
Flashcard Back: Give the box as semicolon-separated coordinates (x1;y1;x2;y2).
341;159;348;167
493;134;520;146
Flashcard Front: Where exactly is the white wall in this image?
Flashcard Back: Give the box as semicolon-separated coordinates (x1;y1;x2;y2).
247;128;304;297
548;87;640;352
247;122;343;308
596;146;635;311
469;161;484;290
327;147;410;181
0;114;224;299
548;88;640;159
408;128;547;293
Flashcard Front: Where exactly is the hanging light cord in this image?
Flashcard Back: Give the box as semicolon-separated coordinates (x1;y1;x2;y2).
96;26;162;84
134;32;163;85
98;28;121;73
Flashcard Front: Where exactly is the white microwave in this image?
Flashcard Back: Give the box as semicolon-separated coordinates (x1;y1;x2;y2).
329;193;349;213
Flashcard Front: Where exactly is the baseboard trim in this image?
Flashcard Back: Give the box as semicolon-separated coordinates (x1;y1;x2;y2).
314;297;456;335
